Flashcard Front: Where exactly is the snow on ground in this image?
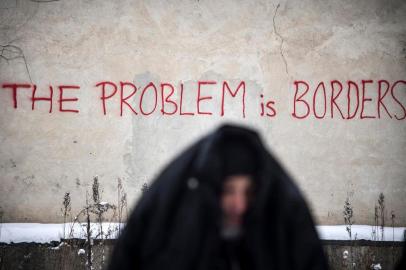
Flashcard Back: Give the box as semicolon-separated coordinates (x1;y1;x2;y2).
0;223;125;244
316;225;405;241
0;223;404;243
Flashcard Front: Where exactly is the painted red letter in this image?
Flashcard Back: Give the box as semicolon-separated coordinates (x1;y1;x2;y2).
95;81;118;115
197;81;215;115
58;85;79;113
360;80;375;119
31;85;53;113
120;82;137;116
2;83;31;108
139;82;158;115
330;80;345;119
346;81;359;119
221;81;246;118
291;81;310;119
391;80;406;120
161;83;178;115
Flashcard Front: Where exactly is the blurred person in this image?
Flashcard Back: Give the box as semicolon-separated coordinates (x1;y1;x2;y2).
108;124;329;270
396;237;406;270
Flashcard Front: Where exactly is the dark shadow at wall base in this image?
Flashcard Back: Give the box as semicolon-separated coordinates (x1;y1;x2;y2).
0;240;403;270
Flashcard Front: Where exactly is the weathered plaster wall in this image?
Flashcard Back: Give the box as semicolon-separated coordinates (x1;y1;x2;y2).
0;0;405;225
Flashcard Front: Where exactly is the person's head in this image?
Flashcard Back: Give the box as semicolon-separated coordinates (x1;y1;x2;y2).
220;174;254;227
220;139;257;229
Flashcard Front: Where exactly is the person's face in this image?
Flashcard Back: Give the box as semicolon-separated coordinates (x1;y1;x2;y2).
220;174;253;227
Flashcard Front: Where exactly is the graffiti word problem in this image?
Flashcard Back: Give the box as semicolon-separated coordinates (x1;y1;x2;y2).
94;81;249;117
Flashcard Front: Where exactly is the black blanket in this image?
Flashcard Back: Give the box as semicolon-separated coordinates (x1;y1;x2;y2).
108;123;329;270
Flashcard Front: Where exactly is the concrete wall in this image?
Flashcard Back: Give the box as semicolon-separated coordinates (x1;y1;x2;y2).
0;0;405;225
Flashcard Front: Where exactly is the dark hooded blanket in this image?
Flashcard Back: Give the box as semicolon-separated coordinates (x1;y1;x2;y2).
108;124;329;270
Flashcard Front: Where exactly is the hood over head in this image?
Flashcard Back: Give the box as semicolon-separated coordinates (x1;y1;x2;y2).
191;124;269;197
221;137;257;179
